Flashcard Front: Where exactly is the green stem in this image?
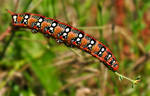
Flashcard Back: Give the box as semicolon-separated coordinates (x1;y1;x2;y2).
114;72;140;84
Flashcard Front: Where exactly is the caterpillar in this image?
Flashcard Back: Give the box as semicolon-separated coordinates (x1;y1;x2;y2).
8;10;119;71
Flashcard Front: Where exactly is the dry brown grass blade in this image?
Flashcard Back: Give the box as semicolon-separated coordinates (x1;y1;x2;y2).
59;73;99;92
132;51;150;72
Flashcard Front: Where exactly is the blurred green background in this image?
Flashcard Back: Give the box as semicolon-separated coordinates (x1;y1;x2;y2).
0;0;150;96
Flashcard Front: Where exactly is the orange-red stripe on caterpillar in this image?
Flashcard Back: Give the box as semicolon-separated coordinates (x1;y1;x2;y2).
8;10;119;72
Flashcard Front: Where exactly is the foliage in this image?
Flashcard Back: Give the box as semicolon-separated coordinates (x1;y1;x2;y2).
0;0;150;96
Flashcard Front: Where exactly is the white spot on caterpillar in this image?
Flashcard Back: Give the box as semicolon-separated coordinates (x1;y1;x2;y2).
65;28;70;32
113;61;116;64
63;33;67;36
37;22;40;26
52;22;56;27
88;44;92;47
76;38;80;41
13;15;17;19
39;18;43;22
101;48;105;52
24;19;27;22
25;15;29;19
50;27;53;30
91;40;95;44
108;54;111;58
99;52;102;55
13;15;17;22
79;34;83;38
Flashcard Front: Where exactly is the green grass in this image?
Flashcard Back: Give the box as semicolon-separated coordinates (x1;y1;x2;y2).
0;0;150;96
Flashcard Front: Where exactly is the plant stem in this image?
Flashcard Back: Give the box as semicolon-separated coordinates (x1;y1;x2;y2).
114;72;140;84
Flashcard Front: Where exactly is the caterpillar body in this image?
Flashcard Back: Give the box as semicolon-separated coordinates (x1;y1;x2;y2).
8;10;119;71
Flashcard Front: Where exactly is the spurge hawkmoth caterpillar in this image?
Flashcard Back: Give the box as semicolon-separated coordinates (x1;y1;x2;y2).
8;10;119;71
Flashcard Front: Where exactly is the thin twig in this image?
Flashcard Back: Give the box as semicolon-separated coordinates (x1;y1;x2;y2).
69;48;82;57
132;51;150;71
14;0;20;12
0;0;20;60
102;69;108;96
77;26;109;30
0;26;12;41
61;0;70;24
114;72;140;85
0;30;15;60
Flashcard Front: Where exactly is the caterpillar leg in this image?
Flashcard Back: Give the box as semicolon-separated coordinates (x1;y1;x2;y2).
56;39;74;48
44;34;51;38
64;43;75;48
31;29;38;33
57;39;63;43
